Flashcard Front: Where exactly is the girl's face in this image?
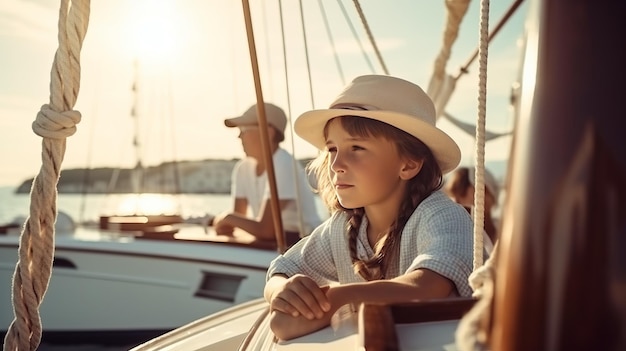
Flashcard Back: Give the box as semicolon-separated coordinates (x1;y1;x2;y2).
325;119;415;211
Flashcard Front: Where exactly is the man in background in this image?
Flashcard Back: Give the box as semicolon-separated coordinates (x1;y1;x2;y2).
211;102;323;247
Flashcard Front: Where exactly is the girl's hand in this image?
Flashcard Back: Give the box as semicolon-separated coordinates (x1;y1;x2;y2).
269;274;331;320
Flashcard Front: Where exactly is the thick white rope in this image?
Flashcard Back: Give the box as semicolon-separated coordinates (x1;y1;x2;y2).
427;0;470;118
456;0;492;349
432;0;471;82
472;0;489;272
3;1;90;350
456;243;498;351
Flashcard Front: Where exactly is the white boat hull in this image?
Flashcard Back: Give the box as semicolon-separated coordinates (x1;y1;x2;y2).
130;298;465;351
0;225;279;344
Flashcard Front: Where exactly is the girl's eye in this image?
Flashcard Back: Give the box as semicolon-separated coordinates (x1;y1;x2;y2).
351;145;364;151
327;146;337;153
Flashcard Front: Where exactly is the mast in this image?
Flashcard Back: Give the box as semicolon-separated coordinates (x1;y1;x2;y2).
130;59;144;202
490;0;626;349
241;0;286;253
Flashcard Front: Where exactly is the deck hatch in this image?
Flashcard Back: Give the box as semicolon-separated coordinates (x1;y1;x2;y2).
195;271;245;302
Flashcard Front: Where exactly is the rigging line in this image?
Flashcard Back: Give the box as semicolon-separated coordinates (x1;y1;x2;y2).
106;167;120;194
318;0;345;86
229;5;241;112
277;0;293;123
158;79;167;194
336;0;376;74
351;0;389;75
260;0;274;101
278;0;308;238
298;0;316;110
131;59;144;201
158;79;169;195
79;71;101;224
166;69;183;210
454;0;525;79
297;0;313;235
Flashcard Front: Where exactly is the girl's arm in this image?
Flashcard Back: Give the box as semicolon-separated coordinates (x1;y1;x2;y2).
337;267;454;303
269;268;454;341
265;274;330;317
267;284;345;341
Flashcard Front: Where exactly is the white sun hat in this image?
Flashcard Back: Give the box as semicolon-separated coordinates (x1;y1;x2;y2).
294;75;461;173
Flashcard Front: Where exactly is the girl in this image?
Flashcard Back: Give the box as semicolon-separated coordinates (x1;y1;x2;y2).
263;75;475;340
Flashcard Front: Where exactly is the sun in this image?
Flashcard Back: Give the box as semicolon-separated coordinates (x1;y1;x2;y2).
126;0;184;67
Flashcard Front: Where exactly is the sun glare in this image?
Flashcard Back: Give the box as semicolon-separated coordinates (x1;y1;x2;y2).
116;193;179;215
127;0;183;66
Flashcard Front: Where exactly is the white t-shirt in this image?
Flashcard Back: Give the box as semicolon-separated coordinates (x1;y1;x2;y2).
231;148;323;235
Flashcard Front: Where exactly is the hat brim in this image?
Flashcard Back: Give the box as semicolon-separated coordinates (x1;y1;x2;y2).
295;109;461;174
224;115;257;128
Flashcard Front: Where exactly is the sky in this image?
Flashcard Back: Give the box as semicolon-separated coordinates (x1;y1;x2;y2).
0;0;528;187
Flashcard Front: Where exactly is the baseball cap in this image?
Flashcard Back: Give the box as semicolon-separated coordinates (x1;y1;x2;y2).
224;103;287;134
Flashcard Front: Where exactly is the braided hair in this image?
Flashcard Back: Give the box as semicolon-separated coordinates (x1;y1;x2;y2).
307;116;443;280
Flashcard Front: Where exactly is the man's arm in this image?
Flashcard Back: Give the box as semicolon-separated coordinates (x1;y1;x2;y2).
212;198;247;234
233;198;248;215
214;199;290;240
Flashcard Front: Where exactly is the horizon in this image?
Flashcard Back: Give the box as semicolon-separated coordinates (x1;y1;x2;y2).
8;158;511;192
0;0;527;187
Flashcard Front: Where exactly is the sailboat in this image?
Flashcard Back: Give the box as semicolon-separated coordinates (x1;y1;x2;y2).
128;0;625;350
2;0;516;349
5;0;625;350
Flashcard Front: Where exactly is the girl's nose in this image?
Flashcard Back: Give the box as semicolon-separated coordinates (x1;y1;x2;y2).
330;153;346;173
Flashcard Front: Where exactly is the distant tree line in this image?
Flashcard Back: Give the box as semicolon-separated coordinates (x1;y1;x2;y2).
15;158;315;194
15;159;230;194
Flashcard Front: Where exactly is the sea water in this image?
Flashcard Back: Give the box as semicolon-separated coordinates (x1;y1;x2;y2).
0;186;233;225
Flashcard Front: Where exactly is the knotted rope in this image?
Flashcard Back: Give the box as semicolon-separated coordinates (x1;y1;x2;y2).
3;1;90;350
432;0;471;83
456;243;498;351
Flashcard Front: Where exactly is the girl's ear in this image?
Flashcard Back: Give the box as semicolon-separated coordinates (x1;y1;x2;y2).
399;159;424;180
